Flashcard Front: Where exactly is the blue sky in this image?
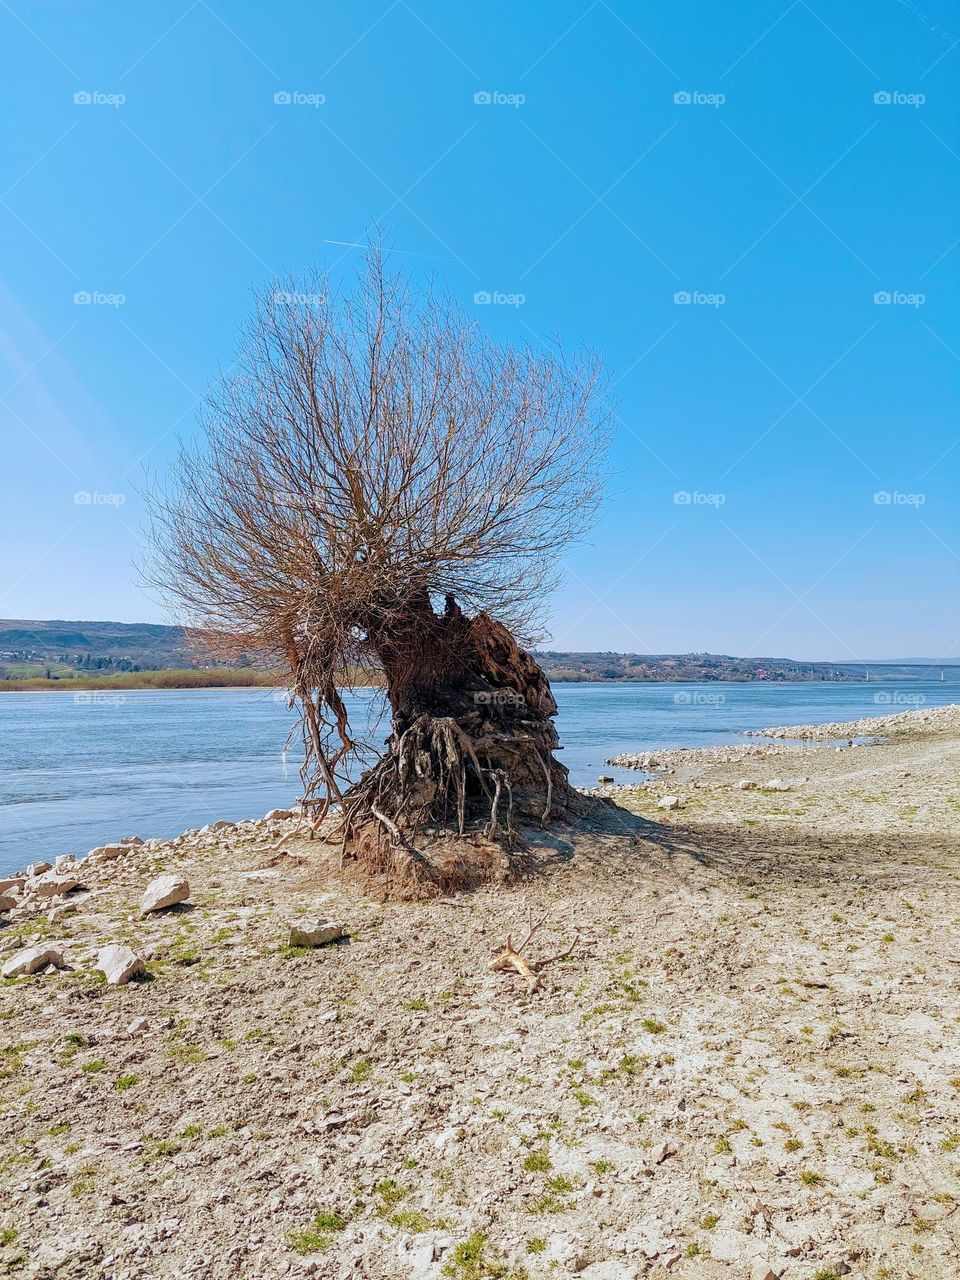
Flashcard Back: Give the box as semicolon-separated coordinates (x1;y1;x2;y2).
0;0;957;659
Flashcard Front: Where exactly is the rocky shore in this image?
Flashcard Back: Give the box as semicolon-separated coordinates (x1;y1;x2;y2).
2;710;960;1279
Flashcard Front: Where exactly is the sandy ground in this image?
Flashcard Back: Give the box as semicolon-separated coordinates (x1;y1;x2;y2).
2;705;960;1280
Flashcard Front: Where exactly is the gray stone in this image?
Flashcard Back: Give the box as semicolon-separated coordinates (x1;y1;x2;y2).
287;918;346;947
579;1264;639;1280
0;892;15;912
34;874;81;899
737;779;756;790
88;843;129;861
2;945;65;978
140;874;190;914
98;944;145;985
657;795;680;810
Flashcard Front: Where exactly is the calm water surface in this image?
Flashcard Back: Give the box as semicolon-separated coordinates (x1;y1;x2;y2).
0;680;954;875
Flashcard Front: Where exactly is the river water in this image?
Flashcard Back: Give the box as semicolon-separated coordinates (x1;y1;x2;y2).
0;680;953;875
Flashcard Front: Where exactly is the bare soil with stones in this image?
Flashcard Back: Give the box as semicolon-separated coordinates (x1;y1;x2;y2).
2;705;960;1280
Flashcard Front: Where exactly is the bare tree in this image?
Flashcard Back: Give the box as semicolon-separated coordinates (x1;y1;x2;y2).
148;244;610;891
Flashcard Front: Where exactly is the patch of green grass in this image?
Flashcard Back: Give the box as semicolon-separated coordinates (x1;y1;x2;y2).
114;1074;139;1092
405;998;428;1011
714;1136;732;1154
441;1231;520;1280
180;1124;203;1139
784;1138;803;1152
940;1134;960;1152
800;1169;825;1186
81;1059;106;1074
545;1174;576;1194
700;1212;719;1230
389;1208;431;1232
525;1237;545;1254
0;1228;18;1245
641;1017;667;1034
522;1151;551;1173
287;1209;347;1253
589;1159;613;1175
373;1179;410;1210
684;1242;700;1258
348;1059;373;1083
571;1087;596;1108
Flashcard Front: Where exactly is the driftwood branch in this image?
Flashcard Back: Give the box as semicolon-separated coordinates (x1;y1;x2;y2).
489;911;580;993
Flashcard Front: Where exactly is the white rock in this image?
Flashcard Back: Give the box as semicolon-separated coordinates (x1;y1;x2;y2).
760;778;792;792
88;843;128;861
25;860;52;876
751;1264;784;1280
127;1016;150;1036
737;779;756;790
34;874;81;899
140;874;190;914
2;945;65;978
47;903;78;924
545;1235;586;1270
287;918;346;947
97;944;145;985
579;1263;639;1280
657;795;680;810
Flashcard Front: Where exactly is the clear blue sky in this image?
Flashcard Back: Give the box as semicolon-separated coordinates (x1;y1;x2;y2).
1;0;957;659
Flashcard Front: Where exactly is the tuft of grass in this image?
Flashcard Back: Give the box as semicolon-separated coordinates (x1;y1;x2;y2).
700;1212;719;1230
800;1169;825;1186
525;1238;546;1255
114;1074;139;1092
288;1210;346;1254
81;1059;106;1074
405;998;428;1011
389;1208;431;1233
0;1228;17;1245
641;1017;667;1034
522;1151;551;1173
348;1059;373;1083
441;1231;518;1280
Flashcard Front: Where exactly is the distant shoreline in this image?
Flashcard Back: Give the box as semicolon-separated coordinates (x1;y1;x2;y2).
0;671;952;693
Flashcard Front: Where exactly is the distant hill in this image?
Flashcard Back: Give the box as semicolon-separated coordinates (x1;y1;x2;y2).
2;619;951;685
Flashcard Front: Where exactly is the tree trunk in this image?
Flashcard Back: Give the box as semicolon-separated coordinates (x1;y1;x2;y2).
338;594;571;892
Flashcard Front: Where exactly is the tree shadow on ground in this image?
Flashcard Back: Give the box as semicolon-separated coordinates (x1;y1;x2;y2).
526;794;960;894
